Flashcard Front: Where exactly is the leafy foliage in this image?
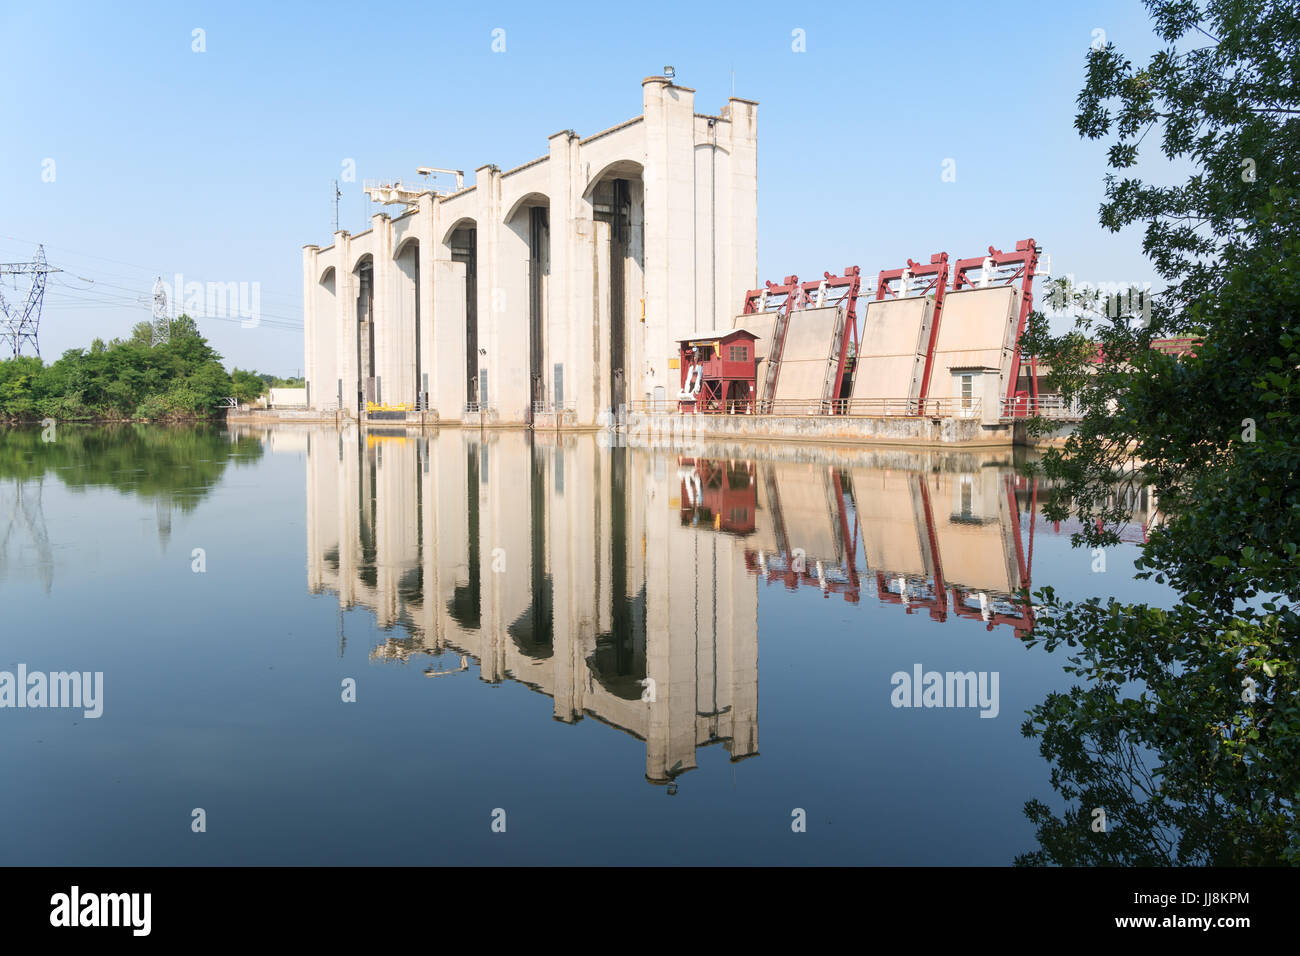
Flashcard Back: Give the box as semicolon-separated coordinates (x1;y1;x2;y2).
0;315;286;420
1015;0;1300;865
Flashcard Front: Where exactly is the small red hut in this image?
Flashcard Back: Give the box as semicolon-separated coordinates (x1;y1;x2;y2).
675;328;758;414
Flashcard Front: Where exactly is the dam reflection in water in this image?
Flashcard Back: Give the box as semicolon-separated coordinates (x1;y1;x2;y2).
294;427;1075;790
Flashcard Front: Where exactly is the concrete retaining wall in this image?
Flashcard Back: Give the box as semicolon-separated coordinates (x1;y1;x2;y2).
633;413;1017;447
228;407;1045;448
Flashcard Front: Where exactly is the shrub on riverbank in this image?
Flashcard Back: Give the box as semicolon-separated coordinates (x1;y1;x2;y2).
0;316;279;421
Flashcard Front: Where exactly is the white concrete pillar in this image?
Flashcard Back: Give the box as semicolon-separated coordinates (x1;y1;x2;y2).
302;245;318;407
473;165;502;415
642;77;698;403
497;203;532;424
416;195;437;412
371;213;393;407
547;131;580;418
724;98;760;329
335;231;356;415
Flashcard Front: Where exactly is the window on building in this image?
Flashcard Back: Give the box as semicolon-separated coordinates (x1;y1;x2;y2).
960;374;973;409
729;345;749;362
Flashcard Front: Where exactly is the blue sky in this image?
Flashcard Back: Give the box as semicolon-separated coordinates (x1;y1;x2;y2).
1;0;1169;376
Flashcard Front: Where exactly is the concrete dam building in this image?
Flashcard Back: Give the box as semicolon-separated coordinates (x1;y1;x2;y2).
302;77;759;427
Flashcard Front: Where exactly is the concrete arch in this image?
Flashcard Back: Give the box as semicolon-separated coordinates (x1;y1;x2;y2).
393;234;420;260
582;163;645;415
503;190;550;224
351;250;374;275
440;216;477;249
318;264;336;284
582;158;645;200
694;142;731;158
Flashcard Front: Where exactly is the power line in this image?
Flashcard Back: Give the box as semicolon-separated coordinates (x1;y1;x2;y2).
47;279;305;323
0;233;305;306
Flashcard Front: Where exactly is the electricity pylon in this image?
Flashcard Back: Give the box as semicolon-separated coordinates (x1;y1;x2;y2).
151;277;171;346
0;245;60;358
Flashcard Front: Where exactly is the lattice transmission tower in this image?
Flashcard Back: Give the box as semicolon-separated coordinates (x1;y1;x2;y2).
0;245;60;358
151;276;171;345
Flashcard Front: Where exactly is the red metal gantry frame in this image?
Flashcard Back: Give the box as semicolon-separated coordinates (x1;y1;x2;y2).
741;273;800;409
951;238;1040;416
742;241;1039;418
741;267;862;410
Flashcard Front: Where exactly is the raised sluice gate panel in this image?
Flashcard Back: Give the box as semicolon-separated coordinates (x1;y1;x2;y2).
770;305;846;406
850;297;934;404
930;286;1021;384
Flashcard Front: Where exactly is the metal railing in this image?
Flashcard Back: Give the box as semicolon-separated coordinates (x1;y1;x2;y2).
756;397;982;418
999;394;1080;420
622;397;985;418
623;400;680;414
532;400;578;414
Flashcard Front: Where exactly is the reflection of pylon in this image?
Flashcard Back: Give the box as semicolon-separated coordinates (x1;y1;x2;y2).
151;277;171;346
0;245;60;357
0;478;54;593
155;492;172;549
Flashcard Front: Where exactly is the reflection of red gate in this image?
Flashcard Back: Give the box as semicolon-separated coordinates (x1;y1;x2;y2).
743;468;861;602
875;473;1037;636
874;475;947;621
732;463;1040;632
948;476;1036;635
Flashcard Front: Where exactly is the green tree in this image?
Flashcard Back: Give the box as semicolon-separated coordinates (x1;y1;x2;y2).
1016;0;1299;865
229;367;268;404
0;315;243;421
127;321;154;347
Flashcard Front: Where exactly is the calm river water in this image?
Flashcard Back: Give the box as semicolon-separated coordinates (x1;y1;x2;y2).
0;423;1170;864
